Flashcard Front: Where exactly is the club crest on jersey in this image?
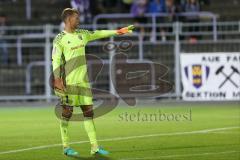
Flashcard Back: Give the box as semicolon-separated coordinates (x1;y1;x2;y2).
78;35;82;40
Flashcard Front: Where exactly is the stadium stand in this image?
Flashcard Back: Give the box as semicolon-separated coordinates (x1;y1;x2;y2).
0;0;239;25
202;0;240;21
0;0;240;98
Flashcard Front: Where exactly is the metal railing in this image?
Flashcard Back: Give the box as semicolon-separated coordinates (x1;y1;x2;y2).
1;21;240;102
93;12;218;42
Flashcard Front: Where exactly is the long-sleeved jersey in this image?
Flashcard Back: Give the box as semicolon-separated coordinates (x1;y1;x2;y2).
52;29;117;97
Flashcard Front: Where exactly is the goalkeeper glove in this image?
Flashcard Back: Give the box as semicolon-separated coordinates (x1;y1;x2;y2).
116;25;135;35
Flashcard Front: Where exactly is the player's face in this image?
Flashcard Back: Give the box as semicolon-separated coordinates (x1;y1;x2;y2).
69;13;80;29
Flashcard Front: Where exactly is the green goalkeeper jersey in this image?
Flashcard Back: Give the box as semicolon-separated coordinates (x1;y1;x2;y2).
52;29;117;96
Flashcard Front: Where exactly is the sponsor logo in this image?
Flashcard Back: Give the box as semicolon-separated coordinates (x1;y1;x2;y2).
71;44;84;50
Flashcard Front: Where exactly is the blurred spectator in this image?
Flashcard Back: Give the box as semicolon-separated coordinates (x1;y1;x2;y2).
148;0;166;42
131;0;148;36
71;0;92;23
174;0;185;13
166;0;176;23
184;0;200;42
165;0;176;20
0;14;8;65
148;0;166;13
184;0;200;21
131;0;148;16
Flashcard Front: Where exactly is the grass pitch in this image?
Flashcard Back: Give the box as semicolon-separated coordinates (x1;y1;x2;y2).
0;102;239;160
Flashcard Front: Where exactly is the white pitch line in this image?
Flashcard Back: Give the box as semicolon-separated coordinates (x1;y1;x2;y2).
120;150;240;160
210;131;240;134
0;126;239;155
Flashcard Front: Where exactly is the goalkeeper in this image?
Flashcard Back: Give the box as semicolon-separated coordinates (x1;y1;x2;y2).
52;8;134;156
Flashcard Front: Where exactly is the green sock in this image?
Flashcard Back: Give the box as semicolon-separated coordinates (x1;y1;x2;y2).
83;118;98;151
60;120;70;148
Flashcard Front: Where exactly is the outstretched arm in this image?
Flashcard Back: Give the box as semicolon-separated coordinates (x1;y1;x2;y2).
86;30;117;42
85;25;135;42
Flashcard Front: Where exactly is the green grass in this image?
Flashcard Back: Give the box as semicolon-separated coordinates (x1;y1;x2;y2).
0;102;239;160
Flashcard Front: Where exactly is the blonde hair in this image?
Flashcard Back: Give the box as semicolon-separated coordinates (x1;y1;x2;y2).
61;8;79;22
